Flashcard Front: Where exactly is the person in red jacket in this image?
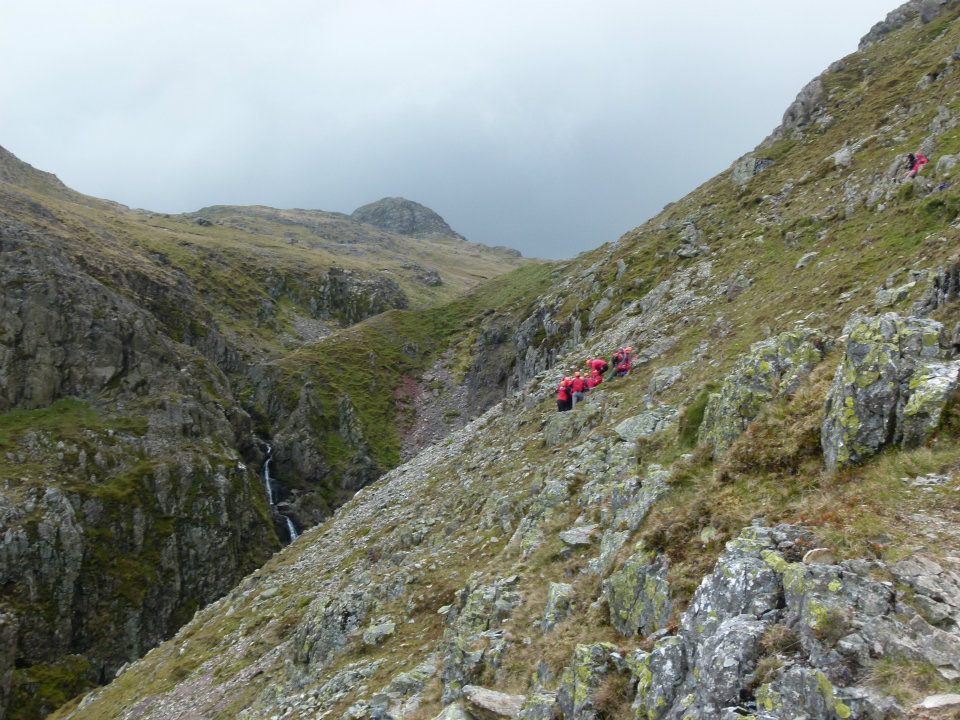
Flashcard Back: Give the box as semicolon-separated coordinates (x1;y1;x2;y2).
585;358;608;375
609;346;634;379
587;369;603;389
570;371;588;407
906;152;929;179
556;378;572;412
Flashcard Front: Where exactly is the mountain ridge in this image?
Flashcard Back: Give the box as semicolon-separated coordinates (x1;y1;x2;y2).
10;1;960;718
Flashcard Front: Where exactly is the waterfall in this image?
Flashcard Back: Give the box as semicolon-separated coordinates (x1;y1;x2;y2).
261;442;299;543
285;516;300;541
263;444;275;505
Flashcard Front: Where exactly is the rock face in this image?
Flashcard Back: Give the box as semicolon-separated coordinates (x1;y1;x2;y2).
0;215;279;717
440;574;522;702
625;524;960;719
781;78;826;132
556;643;622;720
602;545;671;638
542;583;575;632
821;313;960;471
731;154;773;186
699;328;826;456
352;197;465;239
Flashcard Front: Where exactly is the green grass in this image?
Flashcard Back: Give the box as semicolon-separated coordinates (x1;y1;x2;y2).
9;656;95;720
0;399;146;452
271;262;557;477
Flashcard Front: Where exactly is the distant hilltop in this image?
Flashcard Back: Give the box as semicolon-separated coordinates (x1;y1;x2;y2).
351;196;466;241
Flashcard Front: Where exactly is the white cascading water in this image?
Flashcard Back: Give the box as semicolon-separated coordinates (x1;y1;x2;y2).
262;443;298;542
285;516;300;541
263;444;275;505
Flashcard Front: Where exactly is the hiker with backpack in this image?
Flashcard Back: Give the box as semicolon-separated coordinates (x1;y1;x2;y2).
905;152;929;180
585;358;608;375
570;372;588;407
608;346;633;379
556;378;572;412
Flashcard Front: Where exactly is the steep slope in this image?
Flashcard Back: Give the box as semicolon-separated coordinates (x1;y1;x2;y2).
51;3;960;719
0;151;537;718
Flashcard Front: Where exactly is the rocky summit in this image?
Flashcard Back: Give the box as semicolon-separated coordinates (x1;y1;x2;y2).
7;2;960;720
352;198;468;242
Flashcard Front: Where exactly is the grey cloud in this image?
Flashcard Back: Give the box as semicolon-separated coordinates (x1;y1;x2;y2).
0;0;894;258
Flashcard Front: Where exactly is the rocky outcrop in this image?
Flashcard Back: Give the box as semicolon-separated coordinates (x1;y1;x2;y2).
731;155;773;186
621;524;960;718
556;643;622;720
0;215;280;717
860;0;958;48
542;583;575;632
821;313;960;471
440;574;522;702
780;79;826;133
603;546;671;638
699;328;826;456
352;197;465;239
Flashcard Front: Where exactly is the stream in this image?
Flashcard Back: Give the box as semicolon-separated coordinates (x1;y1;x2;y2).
263;443;299;542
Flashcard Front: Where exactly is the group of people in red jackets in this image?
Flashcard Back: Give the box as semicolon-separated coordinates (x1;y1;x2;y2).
556;346;634;412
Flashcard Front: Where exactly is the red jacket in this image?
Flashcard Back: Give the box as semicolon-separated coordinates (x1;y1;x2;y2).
571;377;587;393
588;359;607;373
556;384;570;401
587;372;602;389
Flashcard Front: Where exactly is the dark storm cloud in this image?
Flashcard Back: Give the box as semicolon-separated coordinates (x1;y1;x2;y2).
0;1;894;258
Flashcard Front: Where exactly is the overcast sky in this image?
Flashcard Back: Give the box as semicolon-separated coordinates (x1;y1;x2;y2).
1;1;895;258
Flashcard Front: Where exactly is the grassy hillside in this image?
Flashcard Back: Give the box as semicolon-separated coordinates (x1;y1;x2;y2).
49;4;960;719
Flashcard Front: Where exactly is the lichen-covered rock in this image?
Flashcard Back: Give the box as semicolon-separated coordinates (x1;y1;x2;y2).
507;476;574;557
602;546;671;638
558;524;597;547
901;361;960;447
607;464;670;532
685;615;769;713
517;691;559;720
613;406;676;442
628;637;685;720
542;583;574;632
732;155;773;186
821;313;958;471
432;703;473;720
362;617;396;647
699;328;825;456
647;366;683;397
462;685;525;720
351;197;464;239
556;643;623;720
912;259;960;315
340;654;439;720
440;575;522;702
292;589;371;667
779;78;826;133
891;556;960;632
586;529;629;577
0;613;17;719
544;404;601;448
755;666;852;719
